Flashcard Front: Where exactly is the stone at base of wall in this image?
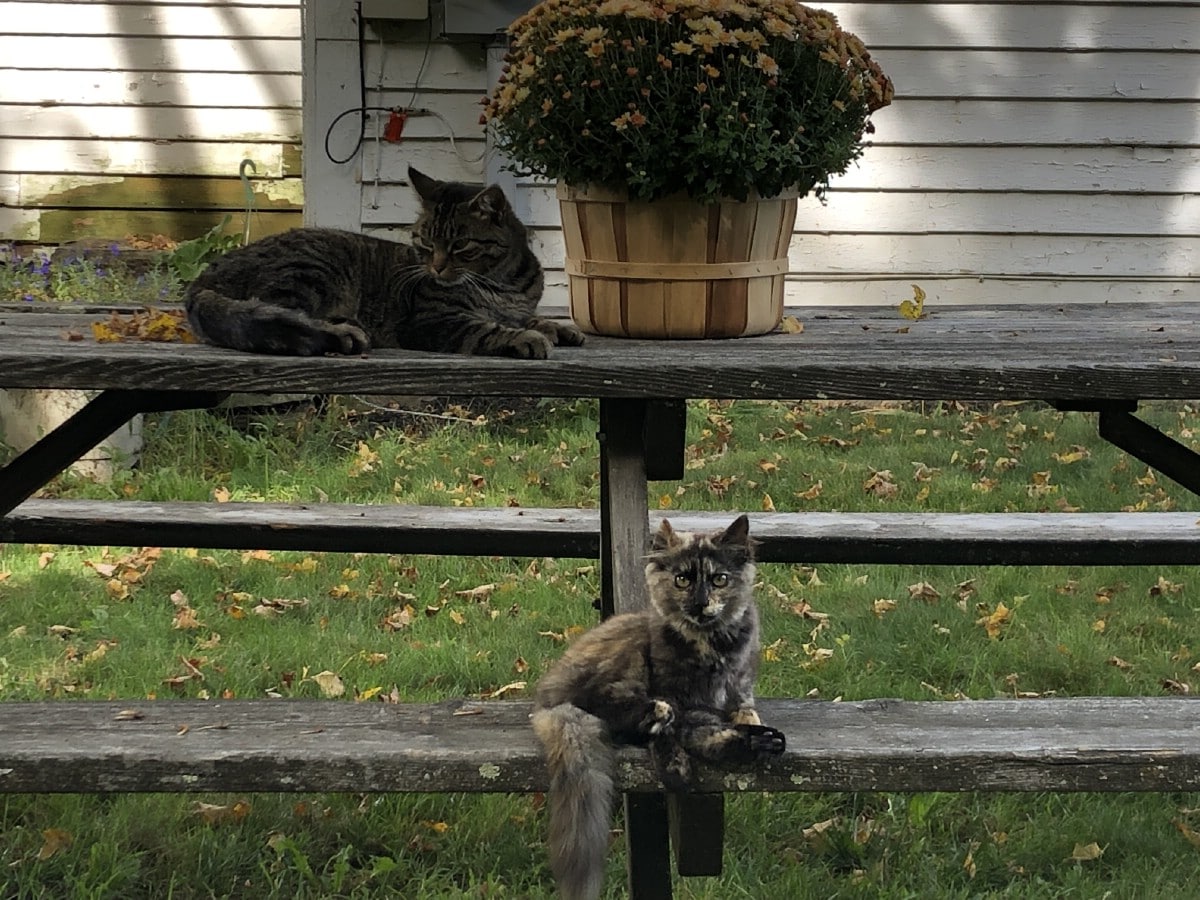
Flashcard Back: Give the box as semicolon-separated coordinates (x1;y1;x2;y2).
0;389;143;482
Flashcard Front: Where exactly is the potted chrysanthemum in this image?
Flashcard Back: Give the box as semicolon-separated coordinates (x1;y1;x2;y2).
484;0;893;339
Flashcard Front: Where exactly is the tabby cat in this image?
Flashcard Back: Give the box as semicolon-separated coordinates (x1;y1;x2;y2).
531;514;786;900
184;167;584;358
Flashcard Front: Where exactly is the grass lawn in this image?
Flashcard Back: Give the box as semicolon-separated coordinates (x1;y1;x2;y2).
2;395;1199;899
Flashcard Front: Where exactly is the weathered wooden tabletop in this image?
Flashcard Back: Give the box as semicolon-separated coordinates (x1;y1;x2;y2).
1;301;1196;400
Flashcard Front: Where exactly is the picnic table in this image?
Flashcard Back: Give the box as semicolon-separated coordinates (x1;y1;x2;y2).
2;299;1199;898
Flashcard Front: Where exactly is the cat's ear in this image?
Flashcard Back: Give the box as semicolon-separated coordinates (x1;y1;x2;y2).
718;514;751;547
408;166;439;203
469;184;510;221
651;518;682;552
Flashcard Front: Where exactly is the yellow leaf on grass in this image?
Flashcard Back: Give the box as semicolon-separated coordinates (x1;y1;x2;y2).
38;828;73;860
976;602;1012;639
1175;820;1200;850
761;493;776;512
899;284;927;320
1068;842;1104;862
872;599;897;617
448;610;467;626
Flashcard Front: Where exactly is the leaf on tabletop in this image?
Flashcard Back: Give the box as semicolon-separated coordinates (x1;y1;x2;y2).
780;315;805;334
898;283;927;320
481;680;526;699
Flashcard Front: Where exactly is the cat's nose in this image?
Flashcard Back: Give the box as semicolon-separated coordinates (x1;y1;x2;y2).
430;251;449;272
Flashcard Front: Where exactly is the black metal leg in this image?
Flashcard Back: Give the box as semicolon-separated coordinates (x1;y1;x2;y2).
1053;400;1200;501
1098;408;1200;498
0;389;226;516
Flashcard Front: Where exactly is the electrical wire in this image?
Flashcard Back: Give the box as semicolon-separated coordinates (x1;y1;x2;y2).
323;0;368;165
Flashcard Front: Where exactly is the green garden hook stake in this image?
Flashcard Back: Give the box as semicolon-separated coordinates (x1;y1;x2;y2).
239;159;257;246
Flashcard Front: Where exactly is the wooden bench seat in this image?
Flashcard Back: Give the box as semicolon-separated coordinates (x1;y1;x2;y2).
4;500;1198;566
3;697;1198;795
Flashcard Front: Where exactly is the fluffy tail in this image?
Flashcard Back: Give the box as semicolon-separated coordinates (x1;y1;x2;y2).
531;704;616;900
184;288;368;356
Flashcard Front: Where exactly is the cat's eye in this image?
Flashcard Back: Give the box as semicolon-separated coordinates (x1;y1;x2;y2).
452;240;481;259
710;573;729;587
412;235;432;252
673;574;692;589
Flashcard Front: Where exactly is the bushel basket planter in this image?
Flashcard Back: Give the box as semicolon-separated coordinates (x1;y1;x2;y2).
558;183;796;340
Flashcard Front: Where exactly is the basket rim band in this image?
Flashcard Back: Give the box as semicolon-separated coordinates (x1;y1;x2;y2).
564;257;790;281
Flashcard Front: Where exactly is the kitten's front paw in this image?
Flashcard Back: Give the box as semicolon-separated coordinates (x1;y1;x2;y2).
641;699;676;736
505;329;554;360
740;724;786;757
731;707;761;726
651;740;693;792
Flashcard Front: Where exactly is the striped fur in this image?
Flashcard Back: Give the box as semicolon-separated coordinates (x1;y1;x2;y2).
531;515;786;899
184;167;584;357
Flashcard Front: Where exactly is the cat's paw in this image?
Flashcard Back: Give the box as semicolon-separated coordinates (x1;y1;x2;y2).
641;699;676;736
731;707;761;726
739;724;786;757
550;321;586;347
323;321;371;355
527;318;584;347
651;740;693;792
505;329;554;360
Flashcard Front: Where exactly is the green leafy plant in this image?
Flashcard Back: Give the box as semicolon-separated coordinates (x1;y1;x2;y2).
484;0;894;203
166;216;243;283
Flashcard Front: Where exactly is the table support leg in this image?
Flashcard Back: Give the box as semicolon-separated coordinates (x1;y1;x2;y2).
1053;400;1200;500
599;399;720;897
0;389;227;516
1098;408;1200;498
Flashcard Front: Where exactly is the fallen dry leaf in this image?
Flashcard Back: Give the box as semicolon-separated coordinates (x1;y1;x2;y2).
312;670;345;698
1068;842;1104;862
37;828;73;860
780;315;805;334
976;602;1012;640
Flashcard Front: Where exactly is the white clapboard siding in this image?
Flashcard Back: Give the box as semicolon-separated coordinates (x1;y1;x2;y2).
0;71;301;108
310;1;1200;306
0;36;298;72
1;0;303;243
0;106;302;142
5;2;300;37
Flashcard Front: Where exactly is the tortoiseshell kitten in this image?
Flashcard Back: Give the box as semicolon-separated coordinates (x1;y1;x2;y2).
184;166;583;357
531;515;786;900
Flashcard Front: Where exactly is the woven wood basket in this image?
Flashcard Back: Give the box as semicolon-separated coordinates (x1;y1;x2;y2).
557;183;797;339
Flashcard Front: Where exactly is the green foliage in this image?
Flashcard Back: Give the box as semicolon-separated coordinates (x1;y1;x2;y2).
2;398;1200;896
166;216;243;283
485;1;894;203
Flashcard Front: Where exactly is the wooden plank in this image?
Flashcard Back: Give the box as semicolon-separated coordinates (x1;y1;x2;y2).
0;303;1198;401
0;106;302;142
2;697;1199;795
4;503;1199;567
0;140;293;178
0;36;300;72
2;3;301;37
0;70;301;107
598;399;651;616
